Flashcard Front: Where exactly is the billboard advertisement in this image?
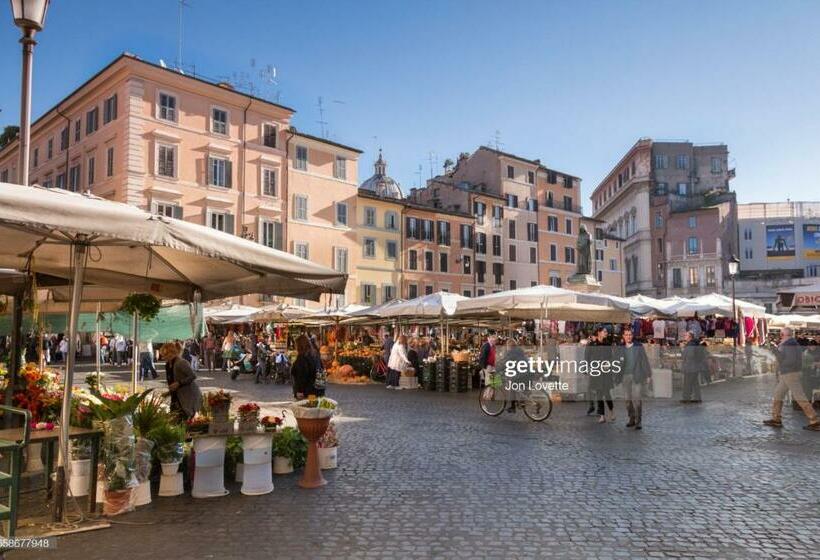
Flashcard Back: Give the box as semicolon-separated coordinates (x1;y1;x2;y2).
766;224;795;259
802;224;820;259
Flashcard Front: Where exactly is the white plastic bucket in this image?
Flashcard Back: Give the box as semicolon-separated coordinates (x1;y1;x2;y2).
318;446;338;470
161;462;180;476
240;462;274;496
193;437;226;468
273;456;293;474
242;434;272;465
69;459;91;497
235;463;244;483
158;472;184;497
192;464;228;498
133;480;151;506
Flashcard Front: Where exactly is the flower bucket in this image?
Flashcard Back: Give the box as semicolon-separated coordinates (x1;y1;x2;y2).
103;488;133;516
133;480;151;506
24;442;45;473
242;434;272;465
158;472;184;497
69;458;91;497
235;462;244;483
161;462;181;476
318;446;338;470
240;462;273;496
273;456;293;474
193;437;226;468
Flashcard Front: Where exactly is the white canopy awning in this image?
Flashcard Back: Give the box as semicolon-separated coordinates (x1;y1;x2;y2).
0;183;347;301
380;291;467;318
204;304;260;324
767;313;820;329
454;285;631;323
777;283;820;310
667;293;766;319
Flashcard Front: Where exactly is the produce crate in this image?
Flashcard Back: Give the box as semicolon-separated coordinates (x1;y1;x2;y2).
435;358;450;392
423;362;437;391
449;362;469;393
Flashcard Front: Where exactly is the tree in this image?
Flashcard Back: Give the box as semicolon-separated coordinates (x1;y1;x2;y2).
443;158;454;171
0;126;19;149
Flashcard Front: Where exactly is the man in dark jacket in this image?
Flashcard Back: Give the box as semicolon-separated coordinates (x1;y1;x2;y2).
764;328;819;430
586;327;615;422
680;331;707;403
615;329;652;429
478;333;497;387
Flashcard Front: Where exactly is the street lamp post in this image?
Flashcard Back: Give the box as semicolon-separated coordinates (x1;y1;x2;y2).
10;0;50;187
728;255;740;378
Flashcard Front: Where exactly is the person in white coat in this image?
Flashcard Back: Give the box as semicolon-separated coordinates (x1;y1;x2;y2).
387;334;411;389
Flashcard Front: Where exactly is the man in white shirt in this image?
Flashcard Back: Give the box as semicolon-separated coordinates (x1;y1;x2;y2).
115;335;127;367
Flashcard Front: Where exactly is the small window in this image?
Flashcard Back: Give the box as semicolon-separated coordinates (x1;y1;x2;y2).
508;245;516;262
85;107;99;135
157;145;176;178
424;251;434;272
386;240;398;260
106;147;114;177
334;156;347;180
655;212;663;227
294;242;309;260
155;202;182;219
209;211;234;234
508;219;516;239
295;146;308;171
672;268;682;288
677;182;688;196
159;93;177;122
87;156;95;186
211;107;228;135
529;247;537;263
261;220;283;250
705;266;716;287
654;154;668;169
527;170;534;184
385;211;398;230
69;163;81;192
408;250;418;270
60;127;69;151
333;247;348;272
33;148;38;167
293;195;308;220
47;138;53;160
565;218;572;235
425;285;434;296
103;94;118;124
208;156;231;187
688;216;697;228
262;168;277;196
439;252;448;273
262;123;277;148
711;157;722;173
363;238;376;258
687;237;699;255
336;202;348;226
675;154;688;169
362;284;376;305
506;165;514;179
688;267;699;287
408;284;418;299
365;207;376;227
74;118;81;143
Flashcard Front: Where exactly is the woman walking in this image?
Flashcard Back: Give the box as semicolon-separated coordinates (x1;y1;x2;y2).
291;334;317;399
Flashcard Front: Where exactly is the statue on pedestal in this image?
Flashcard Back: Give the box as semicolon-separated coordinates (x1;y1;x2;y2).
576;225;592;276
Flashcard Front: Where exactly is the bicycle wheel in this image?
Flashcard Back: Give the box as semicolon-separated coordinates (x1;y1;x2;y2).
479;386;506;416
522;389;553;422
370;364;386;383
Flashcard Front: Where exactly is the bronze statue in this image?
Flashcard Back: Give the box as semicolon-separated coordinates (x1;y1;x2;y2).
576;225;591;276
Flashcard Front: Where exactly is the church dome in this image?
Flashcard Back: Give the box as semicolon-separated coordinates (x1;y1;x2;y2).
360;150;403;199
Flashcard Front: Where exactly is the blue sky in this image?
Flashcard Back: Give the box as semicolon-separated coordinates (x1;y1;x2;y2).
2;0;819;211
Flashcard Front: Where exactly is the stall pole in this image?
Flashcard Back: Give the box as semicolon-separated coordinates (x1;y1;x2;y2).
131;311;139;394
95;302;101;387
5;288;24;414
731;274;737;379
54;240;88;522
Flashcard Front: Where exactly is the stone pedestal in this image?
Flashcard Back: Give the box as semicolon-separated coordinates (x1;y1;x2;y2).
566;274;602;293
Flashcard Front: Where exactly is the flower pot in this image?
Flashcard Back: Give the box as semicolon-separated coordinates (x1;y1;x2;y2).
69;458;91;497
318;446;338;470
161;462;181;476
238;419;259;433
273;456;293;474
295;416;330;489
241;462;274;495
235;462;244;483
24;442;45;473
191;465;228;498
158;472;184;497
103;488;133;516
133;480;151;507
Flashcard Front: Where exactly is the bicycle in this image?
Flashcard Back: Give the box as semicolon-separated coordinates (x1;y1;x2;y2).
370;355;388;383
479;373;553;422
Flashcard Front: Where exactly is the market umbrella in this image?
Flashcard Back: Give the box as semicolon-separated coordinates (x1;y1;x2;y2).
379;292;468;352
767;314;820;329
204;304;260;324
666;293;766;319
0;182;347;522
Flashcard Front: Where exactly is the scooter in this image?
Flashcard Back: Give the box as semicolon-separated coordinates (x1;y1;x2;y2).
230;351;255;380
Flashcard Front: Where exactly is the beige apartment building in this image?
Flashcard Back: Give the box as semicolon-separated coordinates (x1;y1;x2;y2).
0;53;362;307
410;146;584;294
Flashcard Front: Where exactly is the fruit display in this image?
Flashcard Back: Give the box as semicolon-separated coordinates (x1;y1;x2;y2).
326;346;379;384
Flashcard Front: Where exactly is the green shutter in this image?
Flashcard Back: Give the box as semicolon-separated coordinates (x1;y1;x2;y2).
225;213;235;235
226;161;233;188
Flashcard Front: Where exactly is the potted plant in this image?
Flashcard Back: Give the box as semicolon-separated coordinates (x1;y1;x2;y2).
317;420;339;470
261;415;284;432
205;390;232;433
149;422;186;475
119;293;161;321
237;402;260;432
271;427;307;474
291;396;338;488
225;435;243;481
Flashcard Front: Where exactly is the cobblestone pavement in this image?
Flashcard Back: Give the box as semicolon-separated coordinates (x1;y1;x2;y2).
14;369;820;560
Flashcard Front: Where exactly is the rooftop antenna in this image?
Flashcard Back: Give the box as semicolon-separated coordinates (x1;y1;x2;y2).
416;164;423;188
176;0;190;70
317;96;345;138
428;151;438;179
491;129;503;151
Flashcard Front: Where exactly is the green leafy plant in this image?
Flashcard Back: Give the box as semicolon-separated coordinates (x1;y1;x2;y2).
87;389;154;422
148;422;186;463
224;435;243;476
120;293;162;321
271;427;307;468
133;392;171;438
